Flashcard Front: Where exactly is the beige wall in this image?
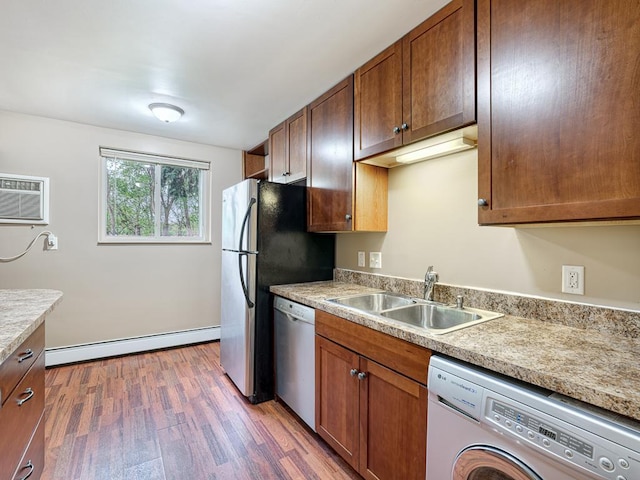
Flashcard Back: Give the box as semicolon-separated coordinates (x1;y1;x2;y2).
337;149;640;311
0;111;242;347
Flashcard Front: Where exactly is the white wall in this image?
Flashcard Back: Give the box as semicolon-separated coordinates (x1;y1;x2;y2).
0;111;242;348
337;149;640;311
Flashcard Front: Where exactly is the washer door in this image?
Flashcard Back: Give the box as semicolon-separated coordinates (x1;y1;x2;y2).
453;445;543;480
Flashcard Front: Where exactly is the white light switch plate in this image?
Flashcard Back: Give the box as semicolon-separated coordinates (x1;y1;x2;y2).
369;252;382;269
357;251;366;267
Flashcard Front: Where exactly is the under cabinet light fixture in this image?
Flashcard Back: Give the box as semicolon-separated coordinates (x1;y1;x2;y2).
149;103;184;123
396;136;476;164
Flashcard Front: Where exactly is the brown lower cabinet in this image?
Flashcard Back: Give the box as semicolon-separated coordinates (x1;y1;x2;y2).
0;324;45;480
315;311;430;480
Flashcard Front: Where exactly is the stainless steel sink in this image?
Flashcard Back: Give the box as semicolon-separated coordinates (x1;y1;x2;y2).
327;291;503;334
380;303;503;334
328;292;417;312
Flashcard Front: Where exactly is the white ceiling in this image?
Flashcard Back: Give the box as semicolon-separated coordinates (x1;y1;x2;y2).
0;0;448;151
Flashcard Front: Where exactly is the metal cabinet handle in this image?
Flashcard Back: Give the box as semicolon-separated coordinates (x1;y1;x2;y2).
18;460;34;480
357;372;367;380
17;349;33;363
345;214;352;221
478;198;489;207
349;368;358;377
393;126;401;134
17;388;34;406
401;123;409;131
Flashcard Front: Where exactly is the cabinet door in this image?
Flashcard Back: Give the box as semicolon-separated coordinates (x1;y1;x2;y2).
269;122;286;183
315;335;360;469
307;76;355;232
0;324;44;408
402;0;476;144
354;41;403;160
477;0;640;224
0;352;45;480
12;414;44;480
359;358;427;480
285;108;307;183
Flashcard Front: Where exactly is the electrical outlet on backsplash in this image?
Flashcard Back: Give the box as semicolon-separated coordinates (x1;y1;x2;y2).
333;268;640;339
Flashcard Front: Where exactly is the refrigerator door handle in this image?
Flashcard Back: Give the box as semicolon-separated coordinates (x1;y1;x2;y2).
238;197;257;252
238;252;255;308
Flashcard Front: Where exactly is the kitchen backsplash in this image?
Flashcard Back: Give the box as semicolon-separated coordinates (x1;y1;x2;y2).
334;269;640;338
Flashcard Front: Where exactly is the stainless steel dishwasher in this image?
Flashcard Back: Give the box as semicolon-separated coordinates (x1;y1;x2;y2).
274;296;316;431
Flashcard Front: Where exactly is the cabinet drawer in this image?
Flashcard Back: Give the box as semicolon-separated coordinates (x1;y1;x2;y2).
0;324;45;407
315;310;430;384
12;413;44;480
0;351;45;480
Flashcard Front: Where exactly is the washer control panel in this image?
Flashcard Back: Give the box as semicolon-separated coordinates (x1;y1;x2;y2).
487;398;638;480
493;401;594;458
428;357;640;480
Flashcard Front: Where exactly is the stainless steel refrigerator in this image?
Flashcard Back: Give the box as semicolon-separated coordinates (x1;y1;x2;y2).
220;179;334;404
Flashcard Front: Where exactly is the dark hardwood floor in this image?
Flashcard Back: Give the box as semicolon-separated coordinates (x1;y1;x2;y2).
42;341;360;479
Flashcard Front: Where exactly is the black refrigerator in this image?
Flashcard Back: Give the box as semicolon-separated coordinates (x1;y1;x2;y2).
220;178;334;404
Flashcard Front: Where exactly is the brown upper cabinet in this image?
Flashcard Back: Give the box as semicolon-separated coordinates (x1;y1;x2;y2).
477;0;640;224
242;140;268;180
269;108;308;184
307;76;388;232
354;0;476;161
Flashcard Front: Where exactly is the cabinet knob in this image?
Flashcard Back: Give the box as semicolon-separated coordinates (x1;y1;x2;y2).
350;368;358;377
357;372;367;380
478;198;489;207
393;126;401;134
345;214;352;221
401;123;409;131
282;172;289;177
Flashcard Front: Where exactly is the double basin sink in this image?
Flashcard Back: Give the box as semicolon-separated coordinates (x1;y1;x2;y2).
327;292;503;334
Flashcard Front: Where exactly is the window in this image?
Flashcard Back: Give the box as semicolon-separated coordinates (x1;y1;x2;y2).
99;147;210;243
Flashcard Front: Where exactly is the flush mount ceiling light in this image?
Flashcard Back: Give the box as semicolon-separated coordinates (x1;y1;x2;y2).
149;103;184;123
396;136;477;164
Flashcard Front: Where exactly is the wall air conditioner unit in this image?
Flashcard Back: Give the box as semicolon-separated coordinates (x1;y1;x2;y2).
0;173;49;224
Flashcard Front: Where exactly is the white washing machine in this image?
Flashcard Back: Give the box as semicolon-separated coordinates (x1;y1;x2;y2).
427;356;640;480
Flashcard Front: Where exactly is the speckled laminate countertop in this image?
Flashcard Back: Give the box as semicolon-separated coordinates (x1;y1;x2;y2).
271;281;640;422
0;289;63;364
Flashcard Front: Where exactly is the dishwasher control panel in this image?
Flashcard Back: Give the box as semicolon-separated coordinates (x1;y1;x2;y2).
273;296;315;324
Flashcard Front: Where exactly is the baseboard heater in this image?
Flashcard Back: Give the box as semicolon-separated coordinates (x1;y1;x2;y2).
45;326;220;367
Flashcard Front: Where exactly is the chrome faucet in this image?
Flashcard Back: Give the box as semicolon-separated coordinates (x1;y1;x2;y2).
424;266;439;301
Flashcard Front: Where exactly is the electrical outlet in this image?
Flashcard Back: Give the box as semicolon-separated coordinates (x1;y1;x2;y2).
562;265;584;295
46;234;58;251
357;251;366;267
369;252;382;269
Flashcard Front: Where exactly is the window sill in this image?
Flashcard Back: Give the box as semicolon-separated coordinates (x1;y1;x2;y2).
98;238;212;245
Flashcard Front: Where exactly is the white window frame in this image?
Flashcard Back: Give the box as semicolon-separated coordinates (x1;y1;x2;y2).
98;147;211;244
